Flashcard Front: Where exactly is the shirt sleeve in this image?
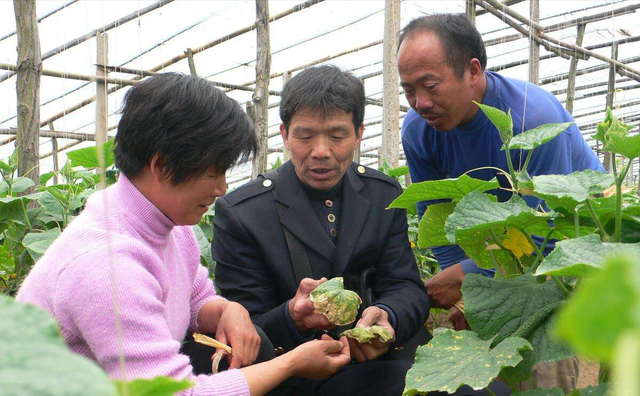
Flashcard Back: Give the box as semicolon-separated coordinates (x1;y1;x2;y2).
54;244;250;396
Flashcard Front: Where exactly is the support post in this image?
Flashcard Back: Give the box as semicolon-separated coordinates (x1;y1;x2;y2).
603;42;618;173
13;0;42;194
185;48;197;76
566;23;586;114
251;0;272;179
96;33;108;190
48;122;58;185
380;0;400;168
282;70;291;162
466;0;476;24
528;0;540;84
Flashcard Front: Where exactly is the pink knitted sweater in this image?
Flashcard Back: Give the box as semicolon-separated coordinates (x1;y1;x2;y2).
16;175;250;396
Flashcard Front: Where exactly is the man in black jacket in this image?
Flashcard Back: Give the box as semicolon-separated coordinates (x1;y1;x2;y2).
212;65;508;396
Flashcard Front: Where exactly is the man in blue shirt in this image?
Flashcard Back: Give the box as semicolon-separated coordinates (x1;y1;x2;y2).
397;13;603;392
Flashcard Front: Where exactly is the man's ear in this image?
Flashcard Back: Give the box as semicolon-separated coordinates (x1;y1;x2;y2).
280;124;289;149
468;58;482;85
355;124;364;148
149;154;168;183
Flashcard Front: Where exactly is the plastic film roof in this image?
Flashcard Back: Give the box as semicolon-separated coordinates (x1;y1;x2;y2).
1;0;639;188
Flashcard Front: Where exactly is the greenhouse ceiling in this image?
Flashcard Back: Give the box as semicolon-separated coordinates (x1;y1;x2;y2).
1;0;639;188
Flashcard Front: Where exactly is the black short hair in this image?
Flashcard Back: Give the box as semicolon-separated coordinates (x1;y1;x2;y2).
279;65;365;134
399;14;487;78
114;72;256;184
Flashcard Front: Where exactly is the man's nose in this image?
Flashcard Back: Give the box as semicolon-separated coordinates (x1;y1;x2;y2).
311;138;331;159
415;91;434;111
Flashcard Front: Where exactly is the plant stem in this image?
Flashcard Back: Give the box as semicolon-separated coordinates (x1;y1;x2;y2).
598;363;610;383
486;244;507;278
585;199;608;241
485;387;499;396
524;231;544;259
551;276;571;296
522;148;534;173
20;199;32;230
488;229;507;251
614;159;633;243
530;227;554;273
574;207;581;238
504;146;518;191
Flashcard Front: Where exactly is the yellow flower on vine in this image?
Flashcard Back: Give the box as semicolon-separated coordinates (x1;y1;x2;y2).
502;228;534;258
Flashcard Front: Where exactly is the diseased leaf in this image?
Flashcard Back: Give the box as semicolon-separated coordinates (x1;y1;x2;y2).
0;296;117;396
341;325;393;343
475;102;513;144
555;252;640;363
403;330;530;395
532;170;614;211
463;274;574;366
535;234;640;277
115;377;193;396
507;122;573;151
388;176;499;209
445;192;552;244
310;277;361;326
417;202;455;248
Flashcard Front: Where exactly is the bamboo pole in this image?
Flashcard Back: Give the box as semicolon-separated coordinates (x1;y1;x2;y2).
479;0;640;79
96;33;108;149
251;0;272;179
380;0;400;168
13;0;41;194
0;0;174;84
185;48;198;76
0;62;136;86
566;24;586;115
528;0;540;84
475;0;523;17
540;55;640;86
1;128;96;141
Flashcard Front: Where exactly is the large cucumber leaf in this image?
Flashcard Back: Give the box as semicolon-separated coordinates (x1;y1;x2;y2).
506;122;573;151
388;176;499;209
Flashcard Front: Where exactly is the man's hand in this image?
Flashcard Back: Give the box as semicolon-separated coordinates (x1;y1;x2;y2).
424;263;465;309
215;301;261;369
288;335;351;380
289;278;336;334
348;306;396;363
448;306;469;330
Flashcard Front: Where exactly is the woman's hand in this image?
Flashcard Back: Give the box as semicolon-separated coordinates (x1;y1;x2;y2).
287;335;351;379
213;301;261;369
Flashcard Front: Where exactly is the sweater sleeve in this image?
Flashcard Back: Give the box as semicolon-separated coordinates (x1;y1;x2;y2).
190;261;224;334
54;243;250;396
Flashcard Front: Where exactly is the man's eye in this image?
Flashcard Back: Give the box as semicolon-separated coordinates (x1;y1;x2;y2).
425;85;437;90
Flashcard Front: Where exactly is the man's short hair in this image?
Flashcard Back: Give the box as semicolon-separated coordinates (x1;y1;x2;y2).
114;72;256;184
279;65;365;134
399;13;487;79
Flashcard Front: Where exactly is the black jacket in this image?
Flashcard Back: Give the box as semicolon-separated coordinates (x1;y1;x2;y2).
212;161;430;352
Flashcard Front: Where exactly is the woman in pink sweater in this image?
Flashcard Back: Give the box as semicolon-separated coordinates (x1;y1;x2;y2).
17;73;350;396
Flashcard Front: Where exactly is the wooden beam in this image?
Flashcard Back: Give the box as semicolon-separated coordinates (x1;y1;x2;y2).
96;33;108;190
251;0;272;179
466;0;476;25
185;48;198;76
380;0;400;168
13;0;41;194
282;71;291;162
566;23;586;114
1;128;96;141
0;61;136;86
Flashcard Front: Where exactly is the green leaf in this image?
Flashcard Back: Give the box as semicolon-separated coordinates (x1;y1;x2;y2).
417;202;455;248
475;102;513;144
11;177;35;193
591;108;640;159
0;194;41;223
341;325;393;343
388;165;409;178
115;377;193;396
532;170;614;211
40;171;57;185
310;277;362;326
511;388;564;396
445;192;552;244
0;159;11;173
66;139;115;169
535;234;640;277
0;295;117;396
456;228;513;270
463;274;574;365
567;383;610;396
592;107;613;144
403;330;530;395
388;176;499;209
192;224;213;266
507;122;573;151
612;331;640;396
23;229;61;261
555;252;640;363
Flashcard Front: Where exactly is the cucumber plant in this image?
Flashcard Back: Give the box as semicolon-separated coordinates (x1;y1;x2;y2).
393;106;639;396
